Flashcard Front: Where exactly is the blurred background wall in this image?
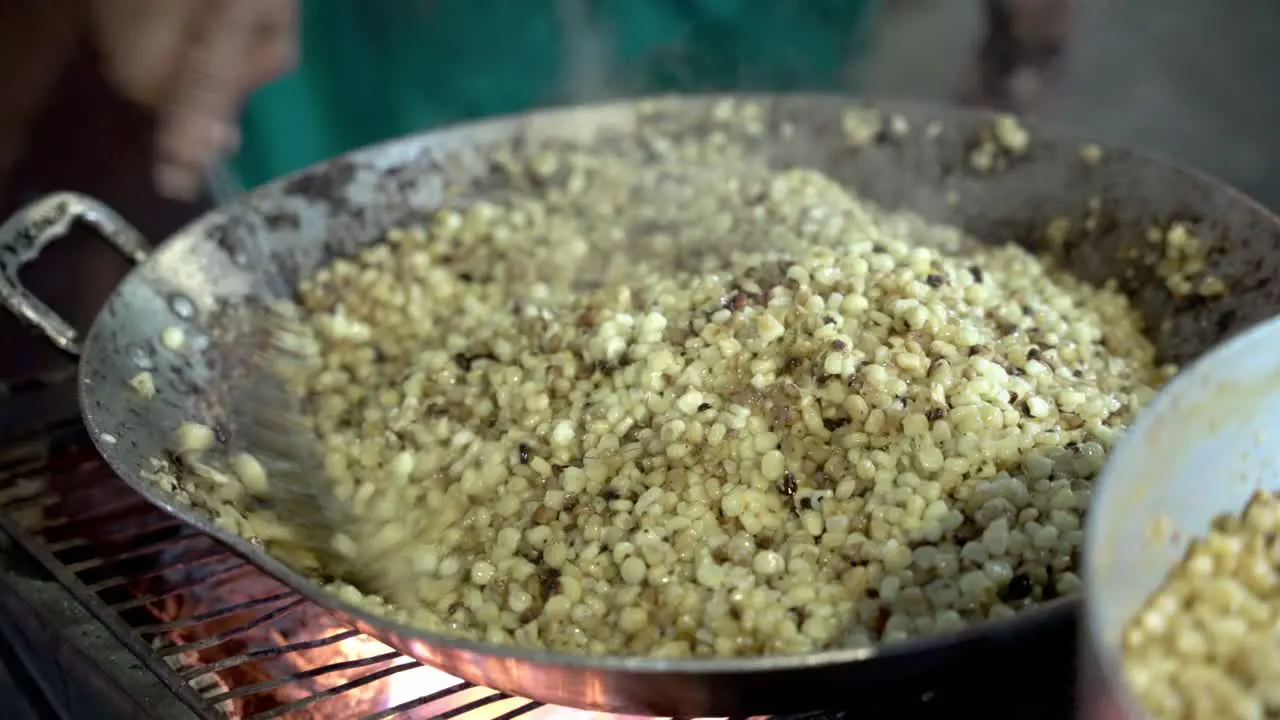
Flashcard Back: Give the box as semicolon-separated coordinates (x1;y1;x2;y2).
863;0;1280;209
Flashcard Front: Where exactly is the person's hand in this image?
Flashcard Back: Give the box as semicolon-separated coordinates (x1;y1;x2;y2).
961;0;1075;113
0;0;82;204
86;0;299;199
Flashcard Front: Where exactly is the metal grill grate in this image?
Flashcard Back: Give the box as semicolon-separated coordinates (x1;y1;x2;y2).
0;419;549;720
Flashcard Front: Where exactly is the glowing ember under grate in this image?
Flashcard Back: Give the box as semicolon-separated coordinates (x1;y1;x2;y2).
149;530;724;719
0;427;727;720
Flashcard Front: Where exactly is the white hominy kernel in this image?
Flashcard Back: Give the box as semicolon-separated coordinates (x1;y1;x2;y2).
721;491;746;518
983;560;1013;586
879;575;902;602
160;326;185;350
558;576;582;602
639;312;667;338
1022;454;1054;481
752;550;785;576
993;115;1029;155
676;390;705;415
958;570;992;599
802;511;824;537
618;607;649;634
412;548;440;575
231;453;268;494
176;422;215;452
915;446;945;474
495;528;522;555
128;371;157;399
696;561;726;589
389;451;415;482
756;313;785;344
1025;396;1051;418
1055;573;1082;595
883;541;912;572
982;518;1010;555
508;587;533;614
550;421;575;447
543;595;571;620
841;107;883;146
438;556;461;578
935;609;965;632
470;561;496;586
1032;525;1059;550
620;556;647;585
760;450;786;482
332;533;359;559
823;352;845;376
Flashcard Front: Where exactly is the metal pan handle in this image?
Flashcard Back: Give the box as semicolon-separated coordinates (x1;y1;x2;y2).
0;192;150;356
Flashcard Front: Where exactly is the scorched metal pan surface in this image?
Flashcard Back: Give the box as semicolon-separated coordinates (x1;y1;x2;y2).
1;95;1278;716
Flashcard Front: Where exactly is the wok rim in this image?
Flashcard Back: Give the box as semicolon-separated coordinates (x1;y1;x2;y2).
66;91;1279;686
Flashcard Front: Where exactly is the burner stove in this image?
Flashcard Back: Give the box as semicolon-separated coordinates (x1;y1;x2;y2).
0;372;1078;720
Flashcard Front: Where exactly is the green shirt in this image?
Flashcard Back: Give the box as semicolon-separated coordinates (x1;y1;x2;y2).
234;0;880;188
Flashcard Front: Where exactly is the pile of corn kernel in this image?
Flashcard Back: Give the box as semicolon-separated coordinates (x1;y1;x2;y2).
172;114;1171;658
1124;491;1280;720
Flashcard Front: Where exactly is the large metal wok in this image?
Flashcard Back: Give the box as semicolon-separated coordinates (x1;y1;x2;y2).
1;95;1278;717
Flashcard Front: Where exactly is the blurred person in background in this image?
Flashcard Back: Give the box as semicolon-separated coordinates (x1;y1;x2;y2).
0;0;1075;203
0;0;1072;379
